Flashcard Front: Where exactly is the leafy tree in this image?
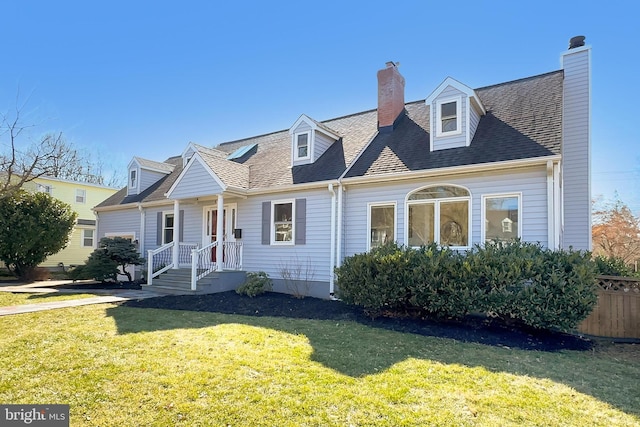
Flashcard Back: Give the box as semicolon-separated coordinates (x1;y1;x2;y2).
592;197;640;267
0;190;77;279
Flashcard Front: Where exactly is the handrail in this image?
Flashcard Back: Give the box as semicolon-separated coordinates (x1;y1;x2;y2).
147;242;175;285
191;241;218;290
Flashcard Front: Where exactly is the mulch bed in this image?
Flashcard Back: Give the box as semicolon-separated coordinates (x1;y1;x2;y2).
120;290;594;352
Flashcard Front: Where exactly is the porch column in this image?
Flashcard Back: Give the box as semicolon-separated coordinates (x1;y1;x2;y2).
172;199;180;269
216;194;224;271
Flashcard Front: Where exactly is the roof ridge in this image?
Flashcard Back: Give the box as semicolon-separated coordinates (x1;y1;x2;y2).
474;69;563;91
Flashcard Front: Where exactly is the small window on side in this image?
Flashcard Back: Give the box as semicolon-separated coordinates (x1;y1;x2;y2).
76;189;86;204
296;133;309;159
130;170;137;188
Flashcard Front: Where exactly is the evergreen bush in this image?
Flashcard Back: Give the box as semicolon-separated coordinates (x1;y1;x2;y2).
236;271;272;297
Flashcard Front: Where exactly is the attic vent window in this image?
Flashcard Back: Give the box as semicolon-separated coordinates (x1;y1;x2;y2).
436;97;462;137
295;133;310;160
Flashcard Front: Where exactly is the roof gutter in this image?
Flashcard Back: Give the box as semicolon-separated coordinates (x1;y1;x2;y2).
340;155;561;186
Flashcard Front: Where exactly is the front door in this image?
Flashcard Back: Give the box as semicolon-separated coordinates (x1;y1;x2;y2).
205;204;237;262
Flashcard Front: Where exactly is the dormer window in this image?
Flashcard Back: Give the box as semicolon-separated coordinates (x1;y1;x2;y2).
436;97;462;137
295;132;310;160
129;170;137;188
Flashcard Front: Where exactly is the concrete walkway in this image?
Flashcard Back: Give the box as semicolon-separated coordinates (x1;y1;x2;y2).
0;280;164;316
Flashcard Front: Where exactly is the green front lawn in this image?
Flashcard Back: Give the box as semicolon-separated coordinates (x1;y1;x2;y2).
0;292;97;306
0;304;638;426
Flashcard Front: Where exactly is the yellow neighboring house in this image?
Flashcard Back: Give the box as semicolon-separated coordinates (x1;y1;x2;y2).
27;177;119;268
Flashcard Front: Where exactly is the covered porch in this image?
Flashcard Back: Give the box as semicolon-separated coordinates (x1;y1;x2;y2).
146;193;244;291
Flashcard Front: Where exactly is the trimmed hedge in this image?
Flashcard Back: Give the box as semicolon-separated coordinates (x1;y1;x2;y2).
335;241;598;332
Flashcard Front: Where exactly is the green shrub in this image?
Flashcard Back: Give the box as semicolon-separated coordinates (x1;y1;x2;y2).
69;249;119;282
593;255;634;277
335;242;417;315
236;272;272;297
408;244;476;319
466;241;598;331
336;240;599;332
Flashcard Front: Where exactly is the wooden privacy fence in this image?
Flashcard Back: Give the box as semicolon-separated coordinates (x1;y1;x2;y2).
578;275;640;339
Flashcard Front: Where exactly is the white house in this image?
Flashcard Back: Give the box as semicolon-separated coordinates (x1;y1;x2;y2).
95;36;591;298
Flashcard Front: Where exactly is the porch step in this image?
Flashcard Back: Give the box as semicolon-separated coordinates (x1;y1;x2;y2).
144;268;247;295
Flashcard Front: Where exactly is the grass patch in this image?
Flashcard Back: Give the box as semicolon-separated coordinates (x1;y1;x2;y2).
0;292;97;306
0;304;638;426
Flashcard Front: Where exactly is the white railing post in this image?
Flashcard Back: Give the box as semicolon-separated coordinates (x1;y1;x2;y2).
147;249;154;285
239;242;243;270
190;248;198;291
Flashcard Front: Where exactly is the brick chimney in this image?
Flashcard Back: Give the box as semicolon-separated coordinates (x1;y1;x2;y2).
377;61;405;132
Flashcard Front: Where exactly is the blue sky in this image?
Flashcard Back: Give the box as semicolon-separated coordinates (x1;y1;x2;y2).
1;1;639;213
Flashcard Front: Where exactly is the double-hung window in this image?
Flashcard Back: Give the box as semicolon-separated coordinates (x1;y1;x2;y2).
130;170;137;188
76;189;86;204
82;229;95;247
368;203;396;250
483;194;521;243
162;213;174;244
407;185;470;248
271;200;294;244
436;97;462;137
294;133;310;160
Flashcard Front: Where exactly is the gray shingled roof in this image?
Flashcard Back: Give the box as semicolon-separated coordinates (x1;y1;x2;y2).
134;156;176;173
344;71;563;178
96;70;563;209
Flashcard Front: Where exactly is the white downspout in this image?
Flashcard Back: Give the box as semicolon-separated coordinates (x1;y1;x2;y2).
336;184;344;269
546;160;554;249
138;204;145;255
328;183;336;297
172;199;180;269
554;161;562;249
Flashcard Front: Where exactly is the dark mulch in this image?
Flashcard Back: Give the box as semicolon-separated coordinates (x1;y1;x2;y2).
54;282;143;290
120;291;593;352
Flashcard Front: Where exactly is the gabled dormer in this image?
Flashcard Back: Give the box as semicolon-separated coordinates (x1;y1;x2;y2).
127;157;175;196
181;142;200;168
289;114;340;167
425;77;485;151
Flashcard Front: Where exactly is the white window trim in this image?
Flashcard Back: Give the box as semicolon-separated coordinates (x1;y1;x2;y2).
75;188;86;204
162;211;175;245
404;184;472;250
37;183;52;195
81;228;95;248
128;168;139;194
435;96;462;137
481;193;523;243
367;202;397;251
270;199;296;246
293;131;312;161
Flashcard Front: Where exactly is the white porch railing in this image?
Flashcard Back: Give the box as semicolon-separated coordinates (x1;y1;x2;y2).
148;241;243;290
147;242;174;285
189;241;244;290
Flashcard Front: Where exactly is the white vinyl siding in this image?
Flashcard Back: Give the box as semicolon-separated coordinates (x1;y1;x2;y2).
561;46;591;250
139;169;166;193
432;86;467;151
342;166;548;257
238;188;332;283
313;132;334;161
97;208;140;242
170;159;223;199
468;101;481;142
292;122;313;166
